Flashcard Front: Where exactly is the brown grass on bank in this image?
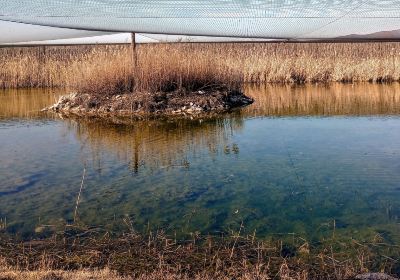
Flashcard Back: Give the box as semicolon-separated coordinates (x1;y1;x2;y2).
0;268;310;280
0;268;127;280
1;43;400;94
1;225;399;280
0;268;306;280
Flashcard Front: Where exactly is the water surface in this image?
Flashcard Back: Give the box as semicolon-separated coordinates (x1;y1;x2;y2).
1;84;400;244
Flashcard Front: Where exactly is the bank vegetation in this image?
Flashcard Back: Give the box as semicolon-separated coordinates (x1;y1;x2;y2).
1;225;399;280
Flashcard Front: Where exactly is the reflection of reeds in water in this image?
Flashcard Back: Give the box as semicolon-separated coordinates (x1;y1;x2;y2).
3;43;400;90
2;83;400;119
244;83;400;116
0;217;6;230
69;117;244;173
0;89;64;119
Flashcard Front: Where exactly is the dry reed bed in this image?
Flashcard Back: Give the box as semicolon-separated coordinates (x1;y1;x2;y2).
0;44;242;94
1;43;400;92
1;225;399;280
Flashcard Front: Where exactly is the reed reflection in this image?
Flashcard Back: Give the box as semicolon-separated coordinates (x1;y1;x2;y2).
1;84;400;238
69;117;245;174
65;83;400;174
0;88;63;119
243;83;400;116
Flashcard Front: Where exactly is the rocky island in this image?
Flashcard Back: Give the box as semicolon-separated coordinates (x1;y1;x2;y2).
47;88;253;117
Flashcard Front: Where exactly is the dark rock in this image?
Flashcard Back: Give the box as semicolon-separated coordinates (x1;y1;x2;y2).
281;244;297;258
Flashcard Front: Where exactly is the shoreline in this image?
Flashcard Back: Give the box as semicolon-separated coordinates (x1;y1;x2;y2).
1;228;399;280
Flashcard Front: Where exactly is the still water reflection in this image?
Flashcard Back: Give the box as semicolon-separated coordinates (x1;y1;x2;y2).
1;84;400;243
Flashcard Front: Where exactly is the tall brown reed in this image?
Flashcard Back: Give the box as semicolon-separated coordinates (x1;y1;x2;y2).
1;43;400;93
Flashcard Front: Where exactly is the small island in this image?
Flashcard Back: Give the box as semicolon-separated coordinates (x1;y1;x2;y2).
47;87;253;117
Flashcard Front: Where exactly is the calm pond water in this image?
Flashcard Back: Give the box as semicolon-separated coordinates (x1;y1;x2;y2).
1;84;400;244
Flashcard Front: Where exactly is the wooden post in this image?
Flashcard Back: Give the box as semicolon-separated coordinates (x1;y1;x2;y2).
130;32;137;90
38;45;46;64
38;46;46;86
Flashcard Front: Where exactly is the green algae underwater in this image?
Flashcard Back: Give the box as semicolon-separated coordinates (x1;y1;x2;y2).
1;84;400;277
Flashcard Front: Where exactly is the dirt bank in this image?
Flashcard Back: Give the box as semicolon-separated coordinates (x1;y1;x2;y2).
46;89;253;117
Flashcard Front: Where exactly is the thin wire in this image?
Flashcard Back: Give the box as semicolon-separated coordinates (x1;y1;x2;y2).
1;1;400;41
2;15;400;18
292;1;367;40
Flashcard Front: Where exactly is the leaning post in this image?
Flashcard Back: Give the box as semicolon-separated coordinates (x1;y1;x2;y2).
131;32;137;80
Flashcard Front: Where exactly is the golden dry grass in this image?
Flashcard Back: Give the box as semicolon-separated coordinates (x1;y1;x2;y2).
0;268;299;280
1;226;399;280
1;43;400;94
0;44;242;94
0;268;310;280
0;268;126;280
